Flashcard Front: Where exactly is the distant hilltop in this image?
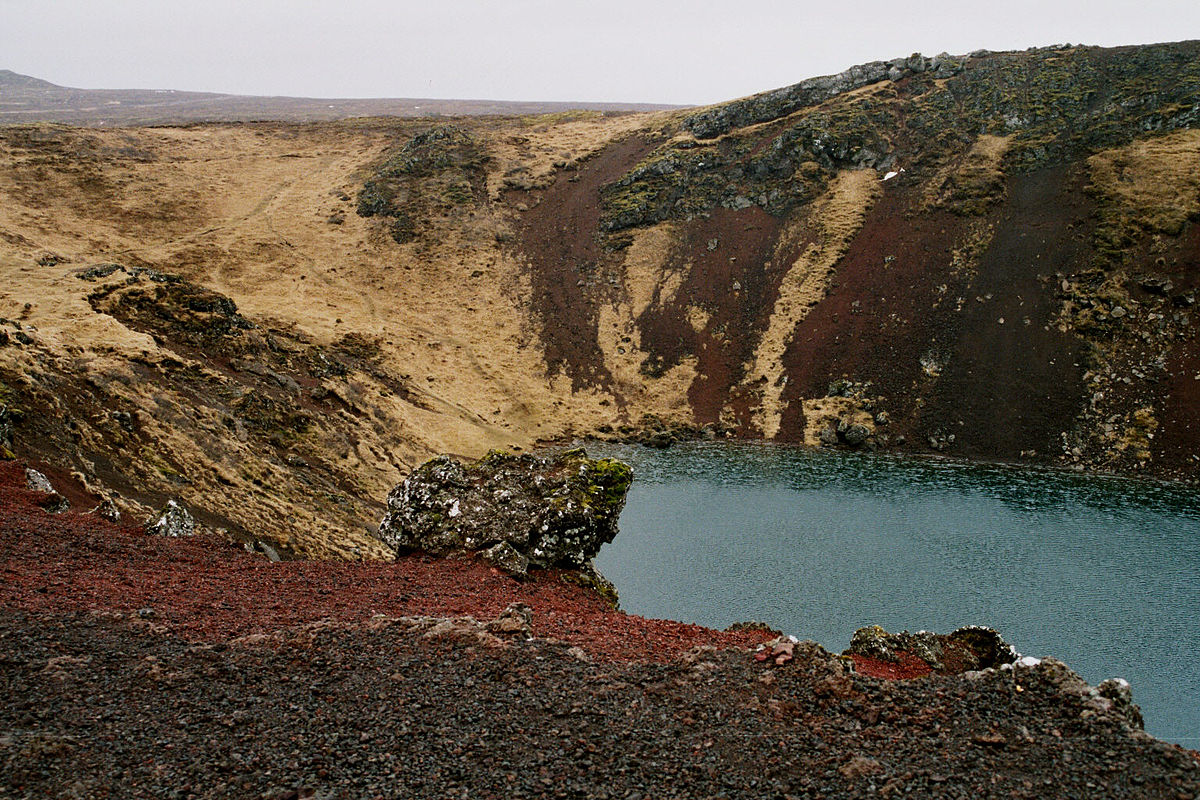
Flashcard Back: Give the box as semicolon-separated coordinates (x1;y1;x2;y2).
0;69;685;126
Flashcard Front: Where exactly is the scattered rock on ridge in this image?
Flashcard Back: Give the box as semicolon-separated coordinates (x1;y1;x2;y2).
25;468;68;513
1098;677;1145;730
89;496;121;523
1010;657;1147;731
486;602;534;638
838;421;872;447
480;540;528;576
678;51;969;140
726;620;784;637
144;499;195;538
847;624;1018;673
23;468;54;494
377;448;633;578
244;538;282;562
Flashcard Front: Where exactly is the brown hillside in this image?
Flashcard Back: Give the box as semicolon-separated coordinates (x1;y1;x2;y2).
2;42;1199;557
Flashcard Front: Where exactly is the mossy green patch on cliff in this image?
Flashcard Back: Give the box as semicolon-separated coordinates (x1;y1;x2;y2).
579;457;635;510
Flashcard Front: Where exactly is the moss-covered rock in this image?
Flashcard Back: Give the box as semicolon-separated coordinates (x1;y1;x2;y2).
847;624;1018;672
376;448;633;577
356;125;489;243
86;266;255;355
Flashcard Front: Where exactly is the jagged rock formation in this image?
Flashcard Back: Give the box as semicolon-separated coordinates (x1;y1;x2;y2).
144;500;195;538
23;468;54;495
377;448;632;577
23;468;67;513
847;624;1018;673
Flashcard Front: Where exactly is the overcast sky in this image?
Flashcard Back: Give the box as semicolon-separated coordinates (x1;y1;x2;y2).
2;1;1198;105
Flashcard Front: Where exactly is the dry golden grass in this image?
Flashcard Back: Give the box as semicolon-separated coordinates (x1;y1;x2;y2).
1089;129;1200;237
0;115;663;556
924;134;1011;214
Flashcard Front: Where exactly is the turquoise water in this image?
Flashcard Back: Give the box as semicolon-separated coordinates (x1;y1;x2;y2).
588;441;1200;745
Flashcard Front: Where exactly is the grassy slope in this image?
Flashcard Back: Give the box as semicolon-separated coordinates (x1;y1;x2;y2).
1;42;1199;557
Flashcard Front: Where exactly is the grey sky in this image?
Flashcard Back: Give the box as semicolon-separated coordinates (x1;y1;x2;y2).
2;1;1198;105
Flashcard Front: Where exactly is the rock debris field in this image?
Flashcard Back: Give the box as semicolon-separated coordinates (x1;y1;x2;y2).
2;461;1199;798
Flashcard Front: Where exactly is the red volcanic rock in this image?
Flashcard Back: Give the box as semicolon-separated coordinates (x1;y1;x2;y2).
4;461;1199;799
0;460;770;662
848;651;934;680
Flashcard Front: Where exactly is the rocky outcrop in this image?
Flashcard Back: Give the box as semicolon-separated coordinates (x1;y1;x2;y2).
0;405;14;459
24;468;68;513
377;448;633;577
847;624;1018;672
683;53;965;140
1011;658;1146;731
1098;676;1145;729
843;626;1146;731
144;499;195;538
23;468;54;494
356;125;488;243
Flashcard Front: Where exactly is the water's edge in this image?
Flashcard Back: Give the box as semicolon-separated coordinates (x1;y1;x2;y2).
585;441;1200;746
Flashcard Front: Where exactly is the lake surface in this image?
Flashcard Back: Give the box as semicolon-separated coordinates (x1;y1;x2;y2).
588;441;1200;745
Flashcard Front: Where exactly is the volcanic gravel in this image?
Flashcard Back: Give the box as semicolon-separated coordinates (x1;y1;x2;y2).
3;461;1200;798
0;462;771;662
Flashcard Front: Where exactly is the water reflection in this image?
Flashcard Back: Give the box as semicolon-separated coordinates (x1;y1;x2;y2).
587;441;1200;745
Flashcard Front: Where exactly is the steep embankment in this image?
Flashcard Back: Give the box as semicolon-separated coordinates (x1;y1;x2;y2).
1;42;1198;556
522;42;1200;480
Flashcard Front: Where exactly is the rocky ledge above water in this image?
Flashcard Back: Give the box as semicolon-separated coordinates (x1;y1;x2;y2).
376;448;632;582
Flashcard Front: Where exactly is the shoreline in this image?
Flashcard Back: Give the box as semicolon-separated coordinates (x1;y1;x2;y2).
558;434;1200;490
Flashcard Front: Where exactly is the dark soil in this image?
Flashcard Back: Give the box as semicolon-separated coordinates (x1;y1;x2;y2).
4;610;1199;800
774;186;967;440
3;461;1199;799
637;205;794;428
512;135;656;391
1149;220;1200;478
915;165;1091;461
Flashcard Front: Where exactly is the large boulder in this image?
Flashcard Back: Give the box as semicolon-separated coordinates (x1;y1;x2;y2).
377;448;633;575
